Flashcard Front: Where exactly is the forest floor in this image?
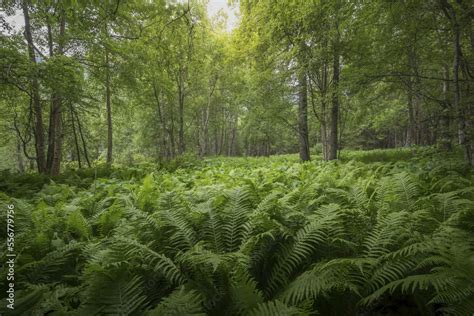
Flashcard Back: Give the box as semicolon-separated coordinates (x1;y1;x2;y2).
0;147;473;315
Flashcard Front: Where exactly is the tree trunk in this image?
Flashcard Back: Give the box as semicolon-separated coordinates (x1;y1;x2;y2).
298;70;310;162
169;103;176;158
406;84;416;147
16;136;25;173
50;96;63;175
229;114;238;156
177;70;186;155
454;33;472;164
219;109;226;155
321;63;329;160
22;0;46;173
71;106;82;168
440;0;473;165
328;37;340;161
452;7;471;163
321;119;328;160
439;64;452;150
105;49;113;165
44;11;66;176
213;123;219;155
200;75;217;157
52;14;66;176
152;82;168;159
74;110;91;168
200;107;210;157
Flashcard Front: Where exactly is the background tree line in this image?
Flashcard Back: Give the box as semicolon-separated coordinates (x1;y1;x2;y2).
1;0;473;175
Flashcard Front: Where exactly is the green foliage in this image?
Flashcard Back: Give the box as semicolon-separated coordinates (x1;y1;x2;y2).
148;287;205;316
79;274;149;315
39;55;84;102
0;152;473;315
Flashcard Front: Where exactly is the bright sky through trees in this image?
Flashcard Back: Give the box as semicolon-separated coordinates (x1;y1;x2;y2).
2;1;240;32
207;0;239;31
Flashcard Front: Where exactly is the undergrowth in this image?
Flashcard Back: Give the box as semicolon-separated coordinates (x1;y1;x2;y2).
0;149;473;315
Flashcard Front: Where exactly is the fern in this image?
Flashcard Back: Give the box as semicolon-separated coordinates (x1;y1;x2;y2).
265;204;344;297
148;287;205;315
377;172;419;211
246;300;306;316
66;209;91;239
221;187;254;252
112;237;186;285
281;259;360;305
362;211;410;259
2;152;473;315
229;266;265;314
80;274;148;315
361;226;474;315
16;242;84;284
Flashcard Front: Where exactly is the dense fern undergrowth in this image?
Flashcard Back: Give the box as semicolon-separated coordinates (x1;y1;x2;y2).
1;148;473;315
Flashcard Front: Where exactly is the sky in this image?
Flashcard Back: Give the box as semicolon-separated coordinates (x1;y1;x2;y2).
2;9;22;33
206;0;240;31
1;1;240;33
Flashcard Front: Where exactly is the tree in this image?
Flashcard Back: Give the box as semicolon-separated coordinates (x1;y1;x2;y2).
21;0;46;172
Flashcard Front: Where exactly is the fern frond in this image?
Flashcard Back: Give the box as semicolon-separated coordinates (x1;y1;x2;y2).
17;242;84;284
66;209;92;239
363;211;409;258
246;300;306;316
148;287;205;316
112;237;186;285
158;207;198;251
80;274;148;315
377;172;419;211
221;187;254;252
230;265;264;314
265;204;344;296
281;259;360;305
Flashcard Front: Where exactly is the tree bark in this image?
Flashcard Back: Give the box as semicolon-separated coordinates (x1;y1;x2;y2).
440;0;473;165
22;0;46;173
406;83;416;147
45;10;66;176
454;28;472;163
439;64;452;150
152;82;169;159
49;95;63;175
105;49;113;165
169;102;176;158
320;62;330;160
74;110;91;168
328;36;340;161
199;107;210;157
70;106;82;168
177;69;186;155
16;136;25;173
298;70;311;162
219;110;226;156
229;117;237;156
